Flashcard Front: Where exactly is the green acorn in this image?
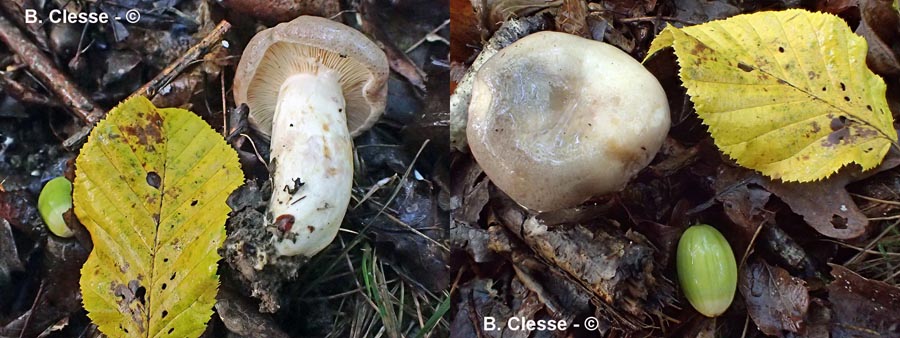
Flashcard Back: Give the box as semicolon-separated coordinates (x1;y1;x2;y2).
38;176;74;238
676;224;738;317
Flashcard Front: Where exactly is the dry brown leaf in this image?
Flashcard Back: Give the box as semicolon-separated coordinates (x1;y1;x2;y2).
218;0;340;24
450;0;482;64
739;259;810;337
715;166;774;254
827;264;900;337
715;151;899;239
493;195;673;330
556;0;589;38
856;0;900;75
816;0;859;14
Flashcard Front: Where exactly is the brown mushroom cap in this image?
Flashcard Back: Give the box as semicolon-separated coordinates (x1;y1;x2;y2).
233;16;389;137
467;31;670;211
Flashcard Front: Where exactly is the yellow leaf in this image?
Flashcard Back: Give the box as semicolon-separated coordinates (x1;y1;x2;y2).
74;96;243;338
646;9;896;182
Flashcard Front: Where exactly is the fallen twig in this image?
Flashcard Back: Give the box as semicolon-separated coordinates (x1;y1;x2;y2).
130;20;232;100
0;14;103;124
61;20;232;148
405;19;450;53
493;194;675;331
359;1;427;91
617;16;698;25
0;0;51;52
0;72;59;107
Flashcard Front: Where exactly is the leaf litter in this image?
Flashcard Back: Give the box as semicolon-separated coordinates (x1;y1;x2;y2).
451;0;900;337
0;0;449;337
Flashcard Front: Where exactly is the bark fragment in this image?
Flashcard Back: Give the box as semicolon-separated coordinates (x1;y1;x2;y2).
493;195;674;330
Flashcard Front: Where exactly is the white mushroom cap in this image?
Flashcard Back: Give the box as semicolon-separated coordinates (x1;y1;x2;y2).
233;16;389;137
467;31;670;211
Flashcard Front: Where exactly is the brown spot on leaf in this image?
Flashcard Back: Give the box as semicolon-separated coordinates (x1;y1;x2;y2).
322;123;329;132
307;225;315;233
120;111;164;146
810;121;820;133
853;126;879;139
830;116;847;131
824;128;851;146
144;111;163;142
738;62;754;72
691;42;713;55
111;280;146;333
147;172;161;189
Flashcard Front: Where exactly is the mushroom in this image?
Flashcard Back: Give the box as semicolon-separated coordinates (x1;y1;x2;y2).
466;31;670;211
233;16;388;257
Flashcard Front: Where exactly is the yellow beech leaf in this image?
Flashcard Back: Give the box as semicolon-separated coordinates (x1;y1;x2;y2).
646;9;896;182
74;96;243;338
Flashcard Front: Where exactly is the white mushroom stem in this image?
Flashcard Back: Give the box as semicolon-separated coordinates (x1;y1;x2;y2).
268;71;353;257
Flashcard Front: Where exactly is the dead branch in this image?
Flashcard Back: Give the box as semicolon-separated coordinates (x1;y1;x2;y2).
0;14;102;124
493;194;675;331
0;73;59;107
130;20;232;100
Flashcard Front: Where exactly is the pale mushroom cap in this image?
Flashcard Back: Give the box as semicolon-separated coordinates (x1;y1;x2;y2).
233;16;389;137
467;31;670;211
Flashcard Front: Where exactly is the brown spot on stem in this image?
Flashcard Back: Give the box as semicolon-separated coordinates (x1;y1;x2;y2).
275;214;295;233
606;141;644;169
